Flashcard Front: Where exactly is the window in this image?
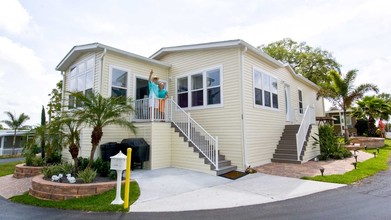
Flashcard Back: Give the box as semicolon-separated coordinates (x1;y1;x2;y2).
68;57;94;108
176;67;222;108
298;89;303;114
110;67;128;98
253;69;278;109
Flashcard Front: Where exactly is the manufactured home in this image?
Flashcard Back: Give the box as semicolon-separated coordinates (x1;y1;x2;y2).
56;40;324;175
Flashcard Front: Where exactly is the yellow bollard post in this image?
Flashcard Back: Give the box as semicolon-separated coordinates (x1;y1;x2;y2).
124;148;132;209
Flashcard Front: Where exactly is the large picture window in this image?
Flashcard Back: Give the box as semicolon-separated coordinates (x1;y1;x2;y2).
68;57;94;108
253;69;278;109
176;67;222;108
110;67;128;98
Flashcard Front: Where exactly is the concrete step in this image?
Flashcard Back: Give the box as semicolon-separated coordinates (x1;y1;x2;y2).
273;153;303;160
215;165;237;176
206;159;231;169
271;158;302;164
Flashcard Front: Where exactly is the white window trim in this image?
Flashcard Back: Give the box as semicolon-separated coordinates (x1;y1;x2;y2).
175;65;224;110
252;66;279;111
67;55;95;109
298;88;304;115
109;65;131;98
132;74;168;99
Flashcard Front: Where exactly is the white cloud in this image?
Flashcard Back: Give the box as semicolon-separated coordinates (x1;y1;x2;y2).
355;56;391;94
0;36;60;126
0;0;31;34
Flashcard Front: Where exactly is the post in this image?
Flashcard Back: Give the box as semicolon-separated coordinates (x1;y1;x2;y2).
170;97;173;121
187;112;191;142
112;170;124;205
151;97;155;122
215;136;219;170
124;148;132;209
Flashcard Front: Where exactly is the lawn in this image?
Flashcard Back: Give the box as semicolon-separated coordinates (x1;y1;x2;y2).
303;139;391;184
0;160;24;177
10;182;140;212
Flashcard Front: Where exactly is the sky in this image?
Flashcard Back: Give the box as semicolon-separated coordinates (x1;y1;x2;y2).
0;0;390;126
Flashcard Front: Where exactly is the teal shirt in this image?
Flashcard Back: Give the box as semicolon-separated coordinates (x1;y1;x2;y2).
148;81;159;98
158;89;167;99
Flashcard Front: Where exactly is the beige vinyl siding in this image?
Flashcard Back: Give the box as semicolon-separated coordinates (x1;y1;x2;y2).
156;48;244;169
101;51;169;98
243;51;320;167
303;125;320;162
171;127;215;175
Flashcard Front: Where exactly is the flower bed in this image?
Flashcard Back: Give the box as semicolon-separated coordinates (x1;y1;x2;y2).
29;175;123;201
350;137;385;149
13;164;43;179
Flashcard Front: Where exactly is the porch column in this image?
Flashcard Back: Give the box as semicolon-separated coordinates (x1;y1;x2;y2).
0;136;4;156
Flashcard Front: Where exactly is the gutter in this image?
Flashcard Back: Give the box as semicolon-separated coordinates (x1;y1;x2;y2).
240;46;248;169
99;48;107;93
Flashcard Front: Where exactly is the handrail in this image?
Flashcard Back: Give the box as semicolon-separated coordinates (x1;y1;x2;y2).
295;105;315;161
132;97;219;170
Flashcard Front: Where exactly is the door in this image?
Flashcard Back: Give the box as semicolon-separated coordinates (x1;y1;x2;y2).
285;84;293;122
135;77;149;100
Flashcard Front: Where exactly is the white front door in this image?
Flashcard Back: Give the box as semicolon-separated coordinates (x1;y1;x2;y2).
285;85;293;122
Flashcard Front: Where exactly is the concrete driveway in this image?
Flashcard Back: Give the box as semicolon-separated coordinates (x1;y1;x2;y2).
130;168;344;212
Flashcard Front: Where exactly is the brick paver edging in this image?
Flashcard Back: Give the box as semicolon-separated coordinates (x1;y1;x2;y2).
29;175;125;201
13;164;43;179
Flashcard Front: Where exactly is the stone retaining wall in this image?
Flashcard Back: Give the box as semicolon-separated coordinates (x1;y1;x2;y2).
350;137;385;149
30;175;122;201
13;164;43;179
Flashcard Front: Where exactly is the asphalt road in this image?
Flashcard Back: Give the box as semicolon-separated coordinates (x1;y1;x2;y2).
1;163;390;220
0;157;24;164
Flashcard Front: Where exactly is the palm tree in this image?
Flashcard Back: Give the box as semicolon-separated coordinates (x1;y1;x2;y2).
317;70;378;142
352;96;391;136
2;111;30;154
59;116;83;173
68;92;136;168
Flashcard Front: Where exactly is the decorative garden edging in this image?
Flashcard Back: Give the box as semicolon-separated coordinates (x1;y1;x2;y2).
30;175;124;201
13;164;43;179
350;137;385;149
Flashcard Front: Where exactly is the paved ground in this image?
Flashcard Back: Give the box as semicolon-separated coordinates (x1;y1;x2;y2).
0;157;24;164
0;175;33;199
129;168;343;212
256;151;372;178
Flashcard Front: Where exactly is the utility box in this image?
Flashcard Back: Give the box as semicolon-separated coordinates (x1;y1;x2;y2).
110;151;127;171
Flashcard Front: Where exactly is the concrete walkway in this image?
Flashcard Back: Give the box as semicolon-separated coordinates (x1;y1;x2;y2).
0;175;32;199
129;168;343;212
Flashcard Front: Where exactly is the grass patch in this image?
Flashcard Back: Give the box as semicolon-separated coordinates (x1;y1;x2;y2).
10;182;140;212
0;160;24;177
302;139;391;184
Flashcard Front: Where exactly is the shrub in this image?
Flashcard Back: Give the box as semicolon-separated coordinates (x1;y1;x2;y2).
77;168;97;183
313;125;352;160
355;119;368;136
108;170;117;180
92;158;110;177
77;157;89;171
31;157;45;167
45;151;62;165
41;163;74;178
42;165;62;179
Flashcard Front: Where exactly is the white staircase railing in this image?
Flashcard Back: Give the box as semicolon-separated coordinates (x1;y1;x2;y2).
295;105;316;161
133;97;219;170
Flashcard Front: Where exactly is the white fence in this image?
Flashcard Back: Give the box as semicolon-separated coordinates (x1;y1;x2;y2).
133;97;219;170
295;105;316;161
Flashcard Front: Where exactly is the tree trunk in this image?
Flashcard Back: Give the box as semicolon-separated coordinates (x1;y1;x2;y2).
87;127;103;168
343;107;349;143
69;143;79;174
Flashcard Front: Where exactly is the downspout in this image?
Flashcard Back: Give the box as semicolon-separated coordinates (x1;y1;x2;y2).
99;48;107;94
240;46;248;169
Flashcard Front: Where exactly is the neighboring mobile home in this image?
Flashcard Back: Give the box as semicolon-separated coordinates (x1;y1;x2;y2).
0;130;30;155
56;40;323;175
325;109;357;136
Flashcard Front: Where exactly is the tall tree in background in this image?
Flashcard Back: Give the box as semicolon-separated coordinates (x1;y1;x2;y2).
1;112;30;154
317;70;378;142
262;38;341;85
352;96;391;136
41;106;46;159
47;80;63;122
